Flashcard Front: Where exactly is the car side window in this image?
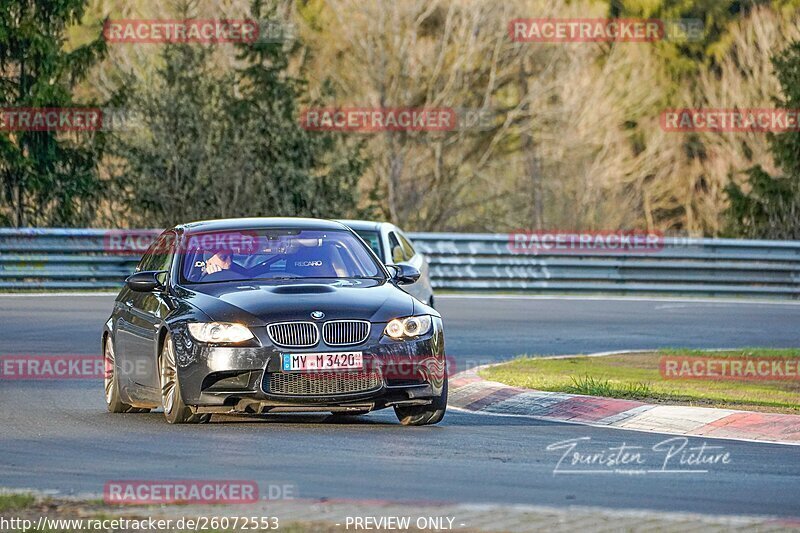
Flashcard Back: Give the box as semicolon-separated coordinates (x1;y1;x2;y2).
388;231;407;263
398;232;416;260
136;233;175;274
355;230;383;259
135;243;156;272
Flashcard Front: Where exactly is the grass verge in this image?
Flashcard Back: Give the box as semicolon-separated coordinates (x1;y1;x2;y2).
479;348;800;414
0;493;36;512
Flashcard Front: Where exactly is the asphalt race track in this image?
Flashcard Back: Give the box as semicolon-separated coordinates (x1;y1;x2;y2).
1;294;800;519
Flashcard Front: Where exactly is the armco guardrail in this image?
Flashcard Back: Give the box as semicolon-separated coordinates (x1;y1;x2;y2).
412;232;800;298
0;228;799;298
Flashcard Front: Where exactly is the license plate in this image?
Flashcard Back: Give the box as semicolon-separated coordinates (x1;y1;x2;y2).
282;352;363;372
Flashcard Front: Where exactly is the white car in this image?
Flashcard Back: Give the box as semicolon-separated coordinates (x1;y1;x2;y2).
338;220;435;308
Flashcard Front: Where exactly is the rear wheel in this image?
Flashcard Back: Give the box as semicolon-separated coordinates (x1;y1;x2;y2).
104;337;149;414
160;333;209;424
394;375;447;426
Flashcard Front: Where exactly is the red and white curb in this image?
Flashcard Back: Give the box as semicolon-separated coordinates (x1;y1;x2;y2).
449;363;800;446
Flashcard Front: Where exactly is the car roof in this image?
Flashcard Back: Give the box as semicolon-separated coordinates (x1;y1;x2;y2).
336;219;391;232
175;217;349;233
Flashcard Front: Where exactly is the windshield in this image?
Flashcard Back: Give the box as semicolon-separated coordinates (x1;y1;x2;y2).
180;229;384;284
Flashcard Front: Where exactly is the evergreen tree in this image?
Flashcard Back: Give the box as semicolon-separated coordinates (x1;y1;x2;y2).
0;0;107;227
112;0;366;227
226;0;367;219
109;43;234;226
725;41;800;239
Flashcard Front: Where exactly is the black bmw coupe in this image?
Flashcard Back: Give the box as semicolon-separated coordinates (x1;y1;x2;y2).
102;218;447;425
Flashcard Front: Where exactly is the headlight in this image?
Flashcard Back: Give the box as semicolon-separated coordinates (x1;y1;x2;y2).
384;315;432;339
187;322;254;343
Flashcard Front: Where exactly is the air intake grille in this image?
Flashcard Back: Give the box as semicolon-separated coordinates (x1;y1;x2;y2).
267;322;319;348
268;370;382;396
322;320;371;346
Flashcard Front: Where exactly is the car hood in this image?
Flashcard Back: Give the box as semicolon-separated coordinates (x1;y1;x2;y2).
177;279;417;326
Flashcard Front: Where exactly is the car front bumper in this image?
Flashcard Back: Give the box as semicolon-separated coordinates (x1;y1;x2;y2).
171;318;447;414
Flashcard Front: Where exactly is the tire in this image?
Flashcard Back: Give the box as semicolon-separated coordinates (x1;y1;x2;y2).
104;336;150;413
428;295;435;309
394;374;447;426
160;333;210;424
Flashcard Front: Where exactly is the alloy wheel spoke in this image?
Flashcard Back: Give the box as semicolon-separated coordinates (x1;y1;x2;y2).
161;341;177;414
104;342;115;403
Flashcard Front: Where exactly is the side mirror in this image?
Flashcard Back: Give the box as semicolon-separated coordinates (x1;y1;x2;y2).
126;271;166;292
388;264;420;285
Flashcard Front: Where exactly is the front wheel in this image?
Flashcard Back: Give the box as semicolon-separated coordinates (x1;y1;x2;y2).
160;333;209;424
394;377;447;426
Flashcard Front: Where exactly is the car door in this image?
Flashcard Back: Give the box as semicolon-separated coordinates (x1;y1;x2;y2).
115;232;175;404
114;243;157;392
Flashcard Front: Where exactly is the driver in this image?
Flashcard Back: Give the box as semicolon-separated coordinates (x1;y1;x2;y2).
204;251;232;274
